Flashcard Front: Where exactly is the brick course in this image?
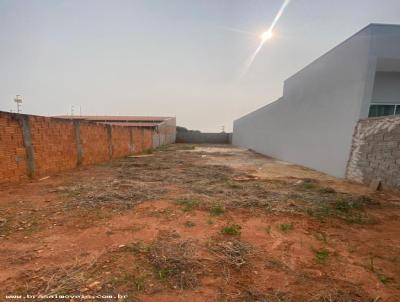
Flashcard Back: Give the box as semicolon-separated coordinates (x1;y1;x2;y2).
143;128;153;151
79;123;110;165
29;116;77;176
132;128;144;154
0;111;163;184
0;112;27;182
346;116;400;189
111;126;131;159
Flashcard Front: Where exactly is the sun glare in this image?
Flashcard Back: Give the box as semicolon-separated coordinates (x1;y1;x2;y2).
261;30;273;42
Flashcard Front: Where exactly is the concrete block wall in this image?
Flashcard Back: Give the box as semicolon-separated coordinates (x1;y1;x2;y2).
153;118;177;148
176;131;231;144
346;116;400;189
0;111;170;184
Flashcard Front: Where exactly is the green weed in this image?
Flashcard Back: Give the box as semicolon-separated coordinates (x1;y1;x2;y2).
176;198;199;212
209;203;225;216
184;220;195;227
314;248;330;264
221;224;241;236
278;223;293;233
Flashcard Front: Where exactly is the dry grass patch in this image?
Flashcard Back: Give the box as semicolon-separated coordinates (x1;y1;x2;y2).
209;239;253;269
147;231;202;289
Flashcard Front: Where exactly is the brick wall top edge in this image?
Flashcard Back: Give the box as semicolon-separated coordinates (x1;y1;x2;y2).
0;111;167;130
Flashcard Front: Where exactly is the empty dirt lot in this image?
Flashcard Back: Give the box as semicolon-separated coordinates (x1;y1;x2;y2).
1;144;399;302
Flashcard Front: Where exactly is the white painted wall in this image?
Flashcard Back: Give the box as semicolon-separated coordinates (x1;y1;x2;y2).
233;24;400;178
359;25;400;117
372;72;400;103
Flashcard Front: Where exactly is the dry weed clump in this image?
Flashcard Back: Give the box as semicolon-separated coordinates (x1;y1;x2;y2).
308;287;372;302
58;179;167;209
7;257;98;297
208;239;254;282
218;288;292;302
147;231;202;289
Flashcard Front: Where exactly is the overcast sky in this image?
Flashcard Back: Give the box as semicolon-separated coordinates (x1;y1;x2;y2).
1;0;400;131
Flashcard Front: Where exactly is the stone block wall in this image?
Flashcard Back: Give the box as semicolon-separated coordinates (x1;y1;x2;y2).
346;116;400;189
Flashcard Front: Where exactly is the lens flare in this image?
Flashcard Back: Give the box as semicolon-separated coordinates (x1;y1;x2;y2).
261;30;273;42
241;0;291;77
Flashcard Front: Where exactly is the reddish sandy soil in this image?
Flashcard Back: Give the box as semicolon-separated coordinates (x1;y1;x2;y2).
0;144;399;302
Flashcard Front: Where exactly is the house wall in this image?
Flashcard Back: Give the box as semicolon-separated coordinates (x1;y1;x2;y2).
233;26;373;178
359;24;400;117
0;111;172;184
346;116;400;189
371;72;400;102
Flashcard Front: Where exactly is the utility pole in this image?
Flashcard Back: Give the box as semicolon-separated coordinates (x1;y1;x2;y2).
14;95;23;113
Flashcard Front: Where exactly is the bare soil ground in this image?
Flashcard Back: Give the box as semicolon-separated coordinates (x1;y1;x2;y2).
1;144;400;302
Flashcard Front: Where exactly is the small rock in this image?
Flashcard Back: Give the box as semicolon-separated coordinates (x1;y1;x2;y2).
370;179;382;191
118;244;126;248
88;281;101;289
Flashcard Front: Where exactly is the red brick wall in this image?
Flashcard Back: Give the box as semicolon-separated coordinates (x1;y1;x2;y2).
111;126;131;159
80;123;110;165
132;128;143;154
0;112;27;183
29;116;77;176
143;128;153;150
0;112;163;184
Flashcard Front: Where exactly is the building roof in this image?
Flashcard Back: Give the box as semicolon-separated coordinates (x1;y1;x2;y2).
55;115;171;122
103;122;159;127
53;115;174;128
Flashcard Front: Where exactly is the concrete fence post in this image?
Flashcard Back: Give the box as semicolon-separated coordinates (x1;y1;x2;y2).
74;121;83;166
19;115;36;178
107;125;113;159
129;128;134;153
141;128;145;151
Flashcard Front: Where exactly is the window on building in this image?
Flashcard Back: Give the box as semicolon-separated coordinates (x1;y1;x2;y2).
368;104;400;117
